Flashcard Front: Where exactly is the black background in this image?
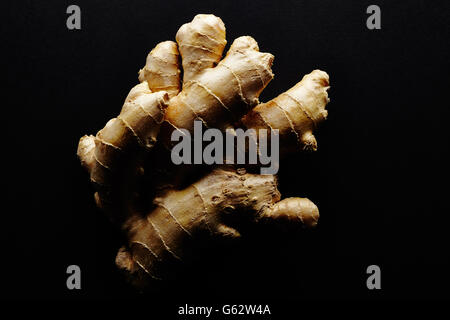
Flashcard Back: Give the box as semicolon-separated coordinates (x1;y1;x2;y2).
2;0;449;305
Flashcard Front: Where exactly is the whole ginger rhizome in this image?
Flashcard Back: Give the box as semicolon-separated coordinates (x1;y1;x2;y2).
77;14;330;287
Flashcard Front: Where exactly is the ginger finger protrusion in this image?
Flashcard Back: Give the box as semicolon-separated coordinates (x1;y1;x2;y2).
77;82;170;222
242;69;330;152
259;197;319;229
139;41;181;98
176;14;227;84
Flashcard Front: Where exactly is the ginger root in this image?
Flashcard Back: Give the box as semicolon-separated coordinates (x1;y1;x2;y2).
77;14;330;287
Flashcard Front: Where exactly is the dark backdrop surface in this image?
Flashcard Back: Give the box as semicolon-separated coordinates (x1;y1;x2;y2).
2;0;449;304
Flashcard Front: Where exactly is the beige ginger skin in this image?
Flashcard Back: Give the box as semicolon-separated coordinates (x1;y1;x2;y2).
77;14;330;286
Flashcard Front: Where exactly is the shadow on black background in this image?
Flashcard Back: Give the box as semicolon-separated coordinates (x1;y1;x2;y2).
2;0;449;304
